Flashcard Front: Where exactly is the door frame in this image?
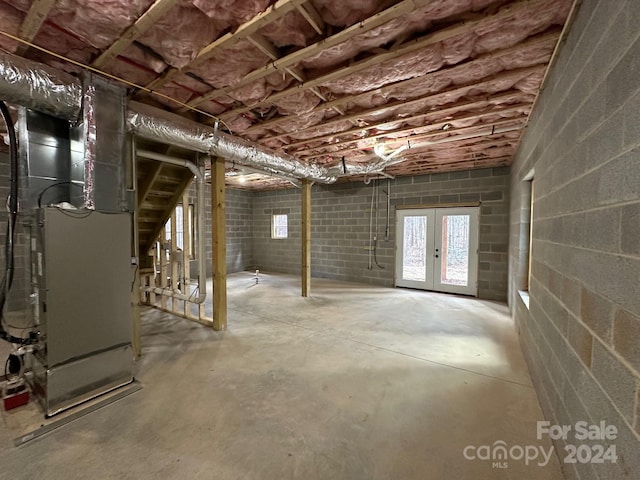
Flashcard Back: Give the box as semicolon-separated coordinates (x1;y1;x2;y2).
394;205;480;296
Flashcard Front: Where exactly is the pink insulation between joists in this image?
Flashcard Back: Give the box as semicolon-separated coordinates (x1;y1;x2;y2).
138;2;219;69
227;69;294;107
104;44;168;87
318;0;568;98
301;0;497;71
0;2;23;53
48;0;153;50
310;0;381;27
259;10;318;48
192;39;268;89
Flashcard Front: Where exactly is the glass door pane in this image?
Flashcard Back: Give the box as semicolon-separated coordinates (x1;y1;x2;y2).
402;216;427;281
440;214;470;286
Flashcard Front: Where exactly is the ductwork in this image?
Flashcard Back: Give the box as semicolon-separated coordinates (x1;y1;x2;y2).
127;102;336;184
0;50;337;183
0;51;82;121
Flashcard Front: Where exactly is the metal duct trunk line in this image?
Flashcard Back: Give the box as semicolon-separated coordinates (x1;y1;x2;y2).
127;102;337;184
0;51;82;120
0;51;336;184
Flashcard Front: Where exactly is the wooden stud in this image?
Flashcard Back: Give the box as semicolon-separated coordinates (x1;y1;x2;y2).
301;179;312;297
182;190;191;318
212;157;227;331
15;0;56;56
92;0;180;68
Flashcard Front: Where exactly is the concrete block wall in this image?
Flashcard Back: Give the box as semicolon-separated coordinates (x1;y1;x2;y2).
252;167;510;301
190;183;252;276
0;151;30;314
509;1;640;479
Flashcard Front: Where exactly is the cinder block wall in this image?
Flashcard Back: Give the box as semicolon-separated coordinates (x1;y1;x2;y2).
225;188;253;273
193;184;252;275
509;1;640;479
253;167;510;300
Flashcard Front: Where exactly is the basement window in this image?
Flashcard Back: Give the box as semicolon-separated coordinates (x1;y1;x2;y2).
272;214;288;239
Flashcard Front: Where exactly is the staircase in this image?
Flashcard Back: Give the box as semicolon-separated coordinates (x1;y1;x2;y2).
136;156;195;266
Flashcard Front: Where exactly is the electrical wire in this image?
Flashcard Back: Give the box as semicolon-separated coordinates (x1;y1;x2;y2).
36;181;83;208
0;30;233;133
0;100;33;345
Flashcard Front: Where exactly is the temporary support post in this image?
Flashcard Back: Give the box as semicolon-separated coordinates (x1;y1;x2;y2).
301;179;311;297
212;157;227;330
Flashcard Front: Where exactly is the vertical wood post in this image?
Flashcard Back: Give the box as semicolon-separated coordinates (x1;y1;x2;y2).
212;157;227;330
301;179;311;297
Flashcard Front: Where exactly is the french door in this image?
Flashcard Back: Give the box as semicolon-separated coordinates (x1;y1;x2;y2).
395;207;479;296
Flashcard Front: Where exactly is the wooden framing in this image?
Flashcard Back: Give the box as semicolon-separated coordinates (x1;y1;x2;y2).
144;170;194;254
181;0;439;111
144;0;306;92
92;0;180;68
216;0;537;120
296;2;324;35
15;0;56;56
264;66;544;145
304;117;526;162
290;101;531;155
284;92;535;151
212;157;227;331
243;31;559;135
301;179;311;297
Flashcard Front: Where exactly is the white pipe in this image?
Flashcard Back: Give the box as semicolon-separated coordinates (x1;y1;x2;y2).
136;149;207;304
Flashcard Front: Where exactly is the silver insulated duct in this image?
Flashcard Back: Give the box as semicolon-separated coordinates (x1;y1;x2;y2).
0;50;337;183
127;102;336;184
0;51;82;121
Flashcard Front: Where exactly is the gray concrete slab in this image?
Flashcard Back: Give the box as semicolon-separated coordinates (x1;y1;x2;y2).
0;272;564;479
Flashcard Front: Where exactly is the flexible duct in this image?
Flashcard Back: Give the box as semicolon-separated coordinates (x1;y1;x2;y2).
127;102;336;184
0;51;335;183
0;51;82;120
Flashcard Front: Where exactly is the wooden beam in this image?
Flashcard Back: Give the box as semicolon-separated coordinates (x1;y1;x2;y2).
264;66;544;144
301;179;311;297
212;157;227;331
244;31;559;134
296;2;324;35
247;33;280;60
143;0;305;92
92;0;179;68
180;0;438;110
15;0;56;56
296;104;531;157
137;162;163;212
216;0;538;120
305;117;527;161
283;88;536;150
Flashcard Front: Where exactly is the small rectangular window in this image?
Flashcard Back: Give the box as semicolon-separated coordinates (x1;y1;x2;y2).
272;214;288;239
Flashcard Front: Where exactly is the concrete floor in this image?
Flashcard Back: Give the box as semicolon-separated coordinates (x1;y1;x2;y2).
0;272;564;479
